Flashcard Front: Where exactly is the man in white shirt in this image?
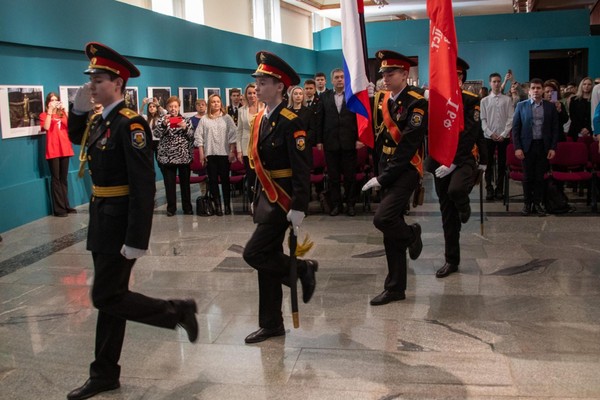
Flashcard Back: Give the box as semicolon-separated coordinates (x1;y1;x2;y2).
480;72;514;200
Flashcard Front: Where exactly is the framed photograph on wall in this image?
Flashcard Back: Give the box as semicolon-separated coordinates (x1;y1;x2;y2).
204;87;221;102
225;87;242;107
125;87;139;112
59;85;81;113
147;87;171;109
0;85;45;139
179;87;198;116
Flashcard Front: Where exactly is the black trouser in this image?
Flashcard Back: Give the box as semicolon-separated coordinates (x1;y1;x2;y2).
325;149;357;207
89;252;181;380
162;163;192;213
243;155;256;201
434;162;475;266
373;169;419;292
206;155;230;207
522;140;548;205
243;223;307;329
47;156;71;215
484;138;508;191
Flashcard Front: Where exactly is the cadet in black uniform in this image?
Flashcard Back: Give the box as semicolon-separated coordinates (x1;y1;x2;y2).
362;51;426;306
66;42;198;400
427;57;488;278
243;51;318;344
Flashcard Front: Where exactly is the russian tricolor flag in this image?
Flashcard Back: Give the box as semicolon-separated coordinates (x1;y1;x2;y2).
341;0;374;148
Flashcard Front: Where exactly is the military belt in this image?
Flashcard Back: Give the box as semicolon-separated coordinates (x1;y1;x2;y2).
268;168;293;179
92;185;130;197
382;145;397;155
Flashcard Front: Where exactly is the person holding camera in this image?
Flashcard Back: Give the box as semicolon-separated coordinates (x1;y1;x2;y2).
153;96;195;216
39;92;76;217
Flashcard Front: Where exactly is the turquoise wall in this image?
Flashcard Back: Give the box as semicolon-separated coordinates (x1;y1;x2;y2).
0;0;315;232
1;1;598;233
314;9;600;87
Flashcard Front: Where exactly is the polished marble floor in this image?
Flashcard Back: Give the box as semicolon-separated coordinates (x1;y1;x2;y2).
1;177;599;400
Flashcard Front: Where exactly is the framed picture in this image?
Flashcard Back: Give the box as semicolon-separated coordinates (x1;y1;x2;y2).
59;85;81;113
124;87;139;112
147;87;171;109
464;80;484;96
0;85;45;139
204;87;221;102
225;87;242;107
179;87;198;116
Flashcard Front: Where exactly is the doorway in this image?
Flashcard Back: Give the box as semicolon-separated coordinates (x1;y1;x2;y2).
529;48;588;84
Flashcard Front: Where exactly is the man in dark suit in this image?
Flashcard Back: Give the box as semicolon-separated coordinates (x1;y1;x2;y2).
66;42;198;400
314;72;331;97
362;50;426;305
512;77;560;215
317;68;361;216
227;87;242;125
426;57;488;279
243;51;318;344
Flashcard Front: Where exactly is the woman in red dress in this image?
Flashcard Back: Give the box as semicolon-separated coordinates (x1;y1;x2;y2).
39;92;75;216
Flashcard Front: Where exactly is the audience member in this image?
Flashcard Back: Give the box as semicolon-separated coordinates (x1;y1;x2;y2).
39;92;76;217
427;58;488;279
509;80;527;110
190;98;207;131
227;88;242;125
288;85;317;154
236;83;264;200
317;68;360;216
512;78;560;216
154;96;195;216
314;72;330;96
568;77;593;142
480;73;513;201
543;80;568;140
479;86;489;98
362;50;425;305
195;94;237;216
304;79;319;109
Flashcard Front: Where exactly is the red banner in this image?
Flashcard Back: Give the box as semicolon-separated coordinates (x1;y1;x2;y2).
427;0;463;166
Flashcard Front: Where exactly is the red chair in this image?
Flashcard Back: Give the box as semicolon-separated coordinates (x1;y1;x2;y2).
549;141;593;206
229;159;247;211
588;141;600;212
177;147;207;191
355;146;372;211
503;143;525;211
310;147;327;210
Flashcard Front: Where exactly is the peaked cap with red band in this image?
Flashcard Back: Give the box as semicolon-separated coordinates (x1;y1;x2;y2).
376;50;417;73
252;51;300;88
84;42;140;82
456;57;470;74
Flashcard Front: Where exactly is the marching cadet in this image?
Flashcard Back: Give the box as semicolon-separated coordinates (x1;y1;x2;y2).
362;50;426;306
243;51;318;343
66;42;198;400
426;57;488;278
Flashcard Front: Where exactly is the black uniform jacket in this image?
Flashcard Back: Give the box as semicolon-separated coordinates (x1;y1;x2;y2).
252;103;310;225
69;101;156;253
317;90;358;151
425;89;488;172
376;86;428;188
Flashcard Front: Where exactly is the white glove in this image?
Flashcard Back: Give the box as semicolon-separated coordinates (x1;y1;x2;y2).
435;164;457;178
362;177;381;191
478;164;487;171
120;244;147;260
286;209;305;236
367;82;375;98
73;83;93;113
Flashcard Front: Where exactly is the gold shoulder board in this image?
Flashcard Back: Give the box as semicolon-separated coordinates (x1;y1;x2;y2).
462;90;478;98
407;90;424;100
280;108;297;121
119;108;139;119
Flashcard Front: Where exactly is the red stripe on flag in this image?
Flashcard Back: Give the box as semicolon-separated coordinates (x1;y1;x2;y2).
427;0;463;167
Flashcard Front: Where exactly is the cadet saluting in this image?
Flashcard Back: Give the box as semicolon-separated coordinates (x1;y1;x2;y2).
66;42;198;400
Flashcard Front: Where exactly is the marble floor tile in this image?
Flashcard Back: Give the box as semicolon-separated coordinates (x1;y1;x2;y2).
1;178;599;399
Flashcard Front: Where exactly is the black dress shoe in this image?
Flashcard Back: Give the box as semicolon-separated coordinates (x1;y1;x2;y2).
177;299;198;343
300;259;319;303
459;204;471;224
435;263;458;278
521;204;531;216
166;210;175;217
408;223;423;260
67;378;120;400
346;205;356;216
183;209;193;215
215;207;223;216
533;203;547;216
370;290;406;306
67;208;78;214
329;206;340;216
244;325;285;344
224;206;232;215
